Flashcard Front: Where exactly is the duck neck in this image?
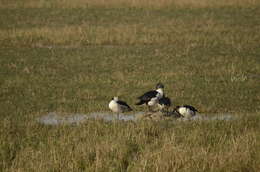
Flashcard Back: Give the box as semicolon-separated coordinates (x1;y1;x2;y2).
156;88;164;97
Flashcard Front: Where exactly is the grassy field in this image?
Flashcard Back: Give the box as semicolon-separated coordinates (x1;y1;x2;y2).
0;0;260;171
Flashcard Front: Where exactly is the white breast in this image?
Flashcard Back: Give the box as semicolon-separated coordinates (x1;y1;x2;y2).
178;107;195;118
109;100;120;113
156;88;164;98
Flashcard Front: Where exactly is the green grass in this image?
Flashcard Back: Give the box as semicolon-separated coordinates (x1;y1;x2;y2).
0;0;260;171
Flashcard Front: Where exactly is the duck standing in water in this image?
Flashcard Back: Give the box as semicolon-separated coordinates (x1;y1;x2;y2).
109;97;133;119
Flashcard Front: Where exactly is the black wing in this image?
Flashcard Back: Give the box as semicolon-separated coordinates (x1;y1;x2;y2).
138;90;158;101
183;105;197;112
117;100;132;109
159;97;171;106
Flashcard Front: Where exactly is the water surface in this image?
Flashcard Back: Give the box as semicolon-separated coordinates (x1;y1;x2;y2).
37;112;237;125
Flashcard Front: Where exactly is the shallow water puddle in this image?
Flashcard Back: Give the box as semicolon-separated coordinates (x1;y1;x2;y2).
37;112;144;125
178;113;235;121
36;112;87;125
37;112;237;125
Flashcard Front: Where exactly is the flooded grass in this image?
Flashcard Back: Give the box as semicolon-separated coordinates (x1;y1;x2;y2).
37;111;238;125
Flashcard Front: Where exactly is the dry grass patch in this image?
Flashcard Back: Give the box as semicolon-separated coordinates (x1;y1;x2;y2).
1;20;259;48
1;116;259;171
1;0;260;8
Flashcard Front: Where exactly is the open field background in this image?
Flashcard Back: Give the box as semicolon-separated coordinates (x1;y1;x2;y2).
0;0;260;171
1;0;260;8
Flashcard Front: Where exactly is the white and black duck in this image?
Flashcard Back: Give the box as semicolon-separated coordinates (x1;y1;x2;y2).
174;105;198;118
135;83;164;112
158;96;171;112
109;97;133;119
